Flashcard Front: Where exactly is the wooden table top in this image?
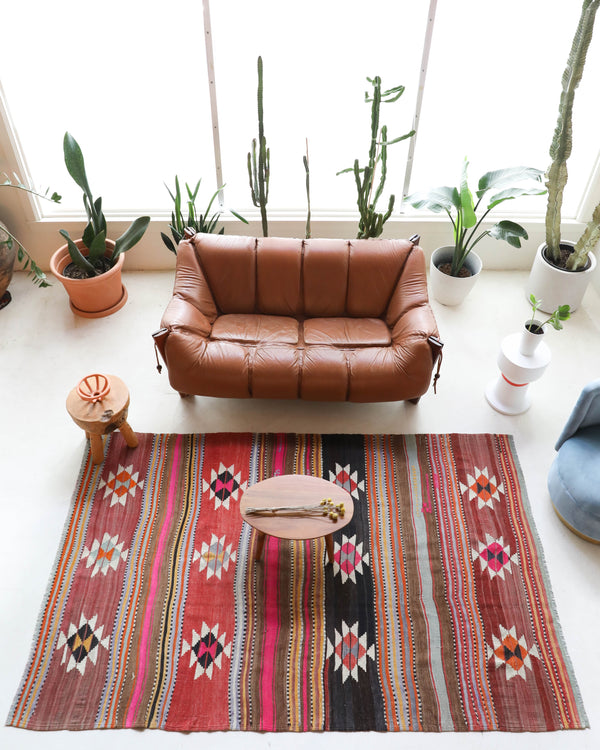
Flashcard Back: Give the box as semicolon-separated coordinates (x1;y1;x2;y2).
239;474;353;541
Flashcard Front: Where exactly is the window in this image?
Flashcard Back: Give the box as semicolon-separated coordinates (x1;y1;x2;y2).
2;0;600;225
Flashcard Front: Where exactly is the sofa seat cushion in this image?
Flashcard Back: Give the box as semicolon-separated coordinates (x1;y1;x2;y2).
211;314;299;344
304;317;391;347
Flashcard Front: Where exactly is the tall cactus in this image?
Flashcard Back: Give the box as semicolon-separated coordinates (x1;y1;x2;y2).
338;76;414;239
304;139;311;240
247;56;270;237
545;0;600;267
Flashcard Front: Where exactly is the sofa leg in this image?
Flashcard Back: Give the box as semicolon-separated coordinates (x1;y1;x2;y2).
179;392;192;398
408;396;421;405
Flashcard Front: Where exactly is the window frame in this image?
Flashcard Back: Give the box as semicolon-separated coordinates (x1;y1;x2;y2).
0;3;598;292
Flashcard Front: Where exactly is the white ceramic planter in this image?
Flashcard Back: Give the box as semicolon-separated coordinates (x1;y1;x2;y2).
485;328;551;415
429;246;482;306
526;241;596;313
519;321;545;355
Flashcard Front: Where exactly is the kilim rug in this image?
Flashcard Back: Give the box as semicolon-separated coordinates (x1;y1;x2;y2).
7;432;587;732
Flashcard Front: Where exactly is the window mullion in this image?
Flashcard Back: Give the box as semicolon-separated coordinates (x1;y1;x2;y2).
400;0;438;209
203;0;224;206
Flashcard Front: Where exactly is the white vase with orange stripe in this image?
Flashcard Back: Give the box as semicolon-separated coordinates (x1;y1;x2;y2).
485;323;551;415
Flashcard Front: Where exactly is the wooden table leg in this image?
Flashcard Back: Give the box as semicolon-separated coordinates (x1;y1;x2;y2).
119;421;138;448
89;434;105;465
255;531;266;561
325;533;335;564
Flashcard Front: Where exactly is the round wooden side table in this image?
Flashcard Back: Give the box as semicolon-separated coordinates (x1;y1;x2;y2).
66;374;138;464
240;474;354;563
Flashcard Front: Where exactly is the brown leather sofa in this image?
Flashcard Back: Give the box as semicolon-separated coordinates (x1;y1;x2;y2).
153;232;442;402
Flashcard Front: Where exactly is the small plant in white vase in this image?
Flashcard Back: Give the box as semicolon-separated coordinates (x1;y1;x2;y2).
521;294;570;355
525;294;571;333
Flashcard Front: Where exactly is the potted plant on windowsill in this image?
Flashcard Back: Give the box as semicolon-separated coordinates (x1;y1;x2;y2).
1;177;61;309
527;0;600;313
337;75;415;239
160;176;247;254
50;133;150;318
406;159;545;305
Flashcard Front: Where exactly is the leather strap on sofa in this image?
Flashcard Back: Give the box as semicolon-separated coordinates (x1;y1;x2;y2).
428;335;444;393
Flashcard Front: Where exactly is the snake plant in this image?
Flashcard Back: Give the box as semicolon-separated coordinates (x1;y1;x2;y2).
60;132;150;278
161;177;247;254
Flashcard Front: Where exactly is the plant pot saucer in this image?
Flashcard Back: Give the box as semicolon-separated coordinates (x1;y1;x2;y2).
69;284;128;318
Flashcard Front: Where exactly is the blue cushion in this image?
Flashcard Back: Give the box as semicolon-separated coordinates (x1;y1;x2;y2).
548;426;600;542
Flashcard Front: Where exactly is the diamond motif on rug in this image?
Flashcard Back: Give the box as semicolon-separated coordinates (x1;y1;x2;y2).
181;623;232;679
487;625;540;681
333;534;369;584
193;534;236;579
329;463;364;499
459;466;504;509
98;464;144;507
202;462;247;510
472;533;518;580
56;613;110;675
81;532;128;577
326;621;375;683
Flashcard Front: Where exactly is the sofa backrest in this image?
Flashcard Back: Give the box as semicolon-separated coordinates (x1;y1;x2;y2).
187;234;417;318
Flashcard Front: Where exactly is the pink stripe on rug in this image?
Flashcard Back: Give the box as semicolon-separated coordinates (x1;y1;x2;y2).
125;434;182;727
258;434;288;729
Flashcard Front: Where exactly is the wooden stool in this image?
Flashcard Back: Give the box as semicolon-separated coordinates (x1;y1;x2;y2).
66;374;138;464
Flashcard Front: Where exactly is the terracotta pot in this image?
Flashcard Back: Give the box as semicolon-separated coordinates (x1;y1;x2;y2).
50;239;127;318
526;241;596;313
429;246;482;306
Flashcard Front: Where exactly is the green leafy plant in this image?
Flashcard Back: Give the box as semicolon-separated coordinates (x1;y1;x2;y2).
545;0;600;271
247;56;270;237
161;176;247;254
527;294;571;332
338;76;414;239
59;132;150;278
1;175;61;287
406;159;546;276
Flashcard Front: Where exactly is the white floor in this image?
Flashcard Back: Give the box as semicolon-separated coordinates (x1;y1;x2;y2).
1;269;599;750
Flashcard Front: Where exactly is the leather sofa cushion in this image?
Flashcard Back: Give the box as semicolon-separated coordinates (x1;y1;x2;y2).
193;234;414;318
304;317;391;347
211;314;391;349
212;314;299;344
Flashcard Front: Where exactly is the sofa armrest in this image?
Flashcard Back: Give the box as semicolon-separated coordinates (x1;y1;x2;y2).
390;305;444;393
153;296;213;369
390;304;438;346
385;241;431;328
171;238;219;321
160;296;213;338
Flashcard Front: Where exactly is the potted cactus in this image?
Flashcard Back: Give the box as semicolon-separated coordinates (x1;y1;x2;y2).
527;0;600;312
337;75;415;239
247;56;270;237
50;133;150;318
